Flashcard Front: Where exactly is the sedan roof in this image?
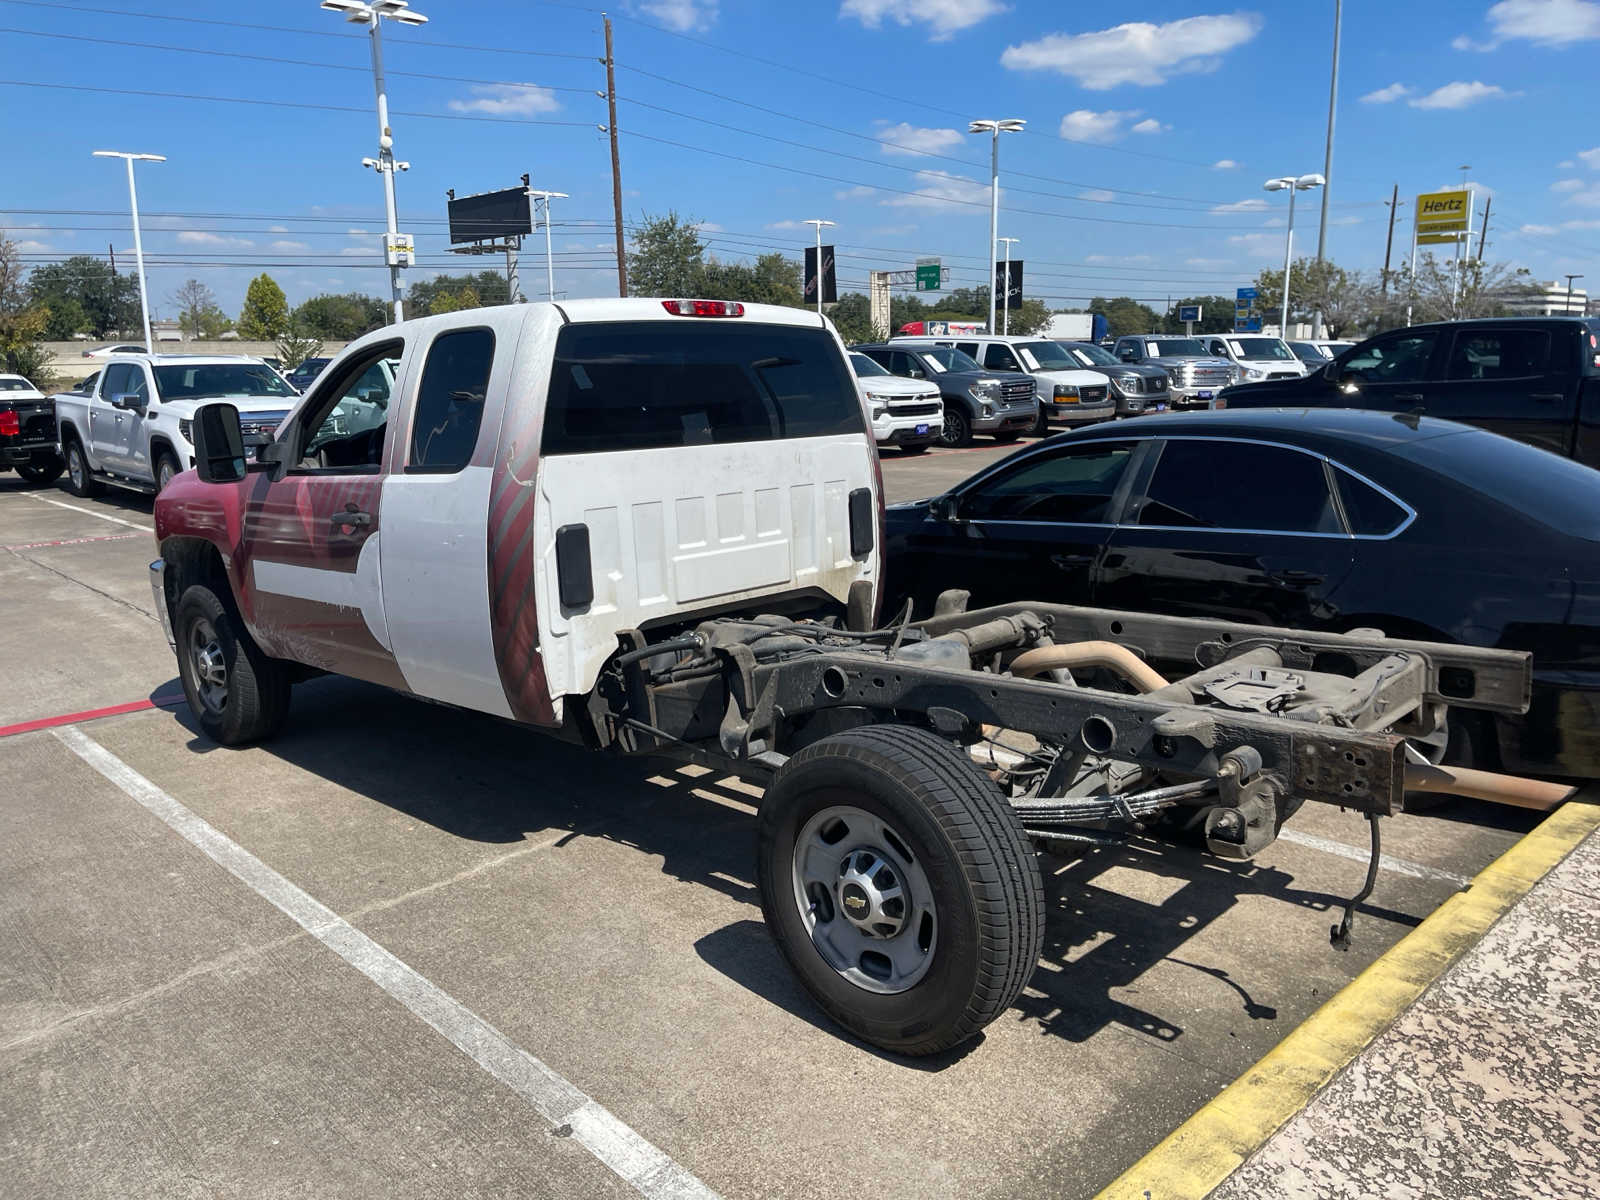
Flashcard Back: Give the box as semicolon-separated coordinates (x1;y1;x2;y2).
1051;406;1471;452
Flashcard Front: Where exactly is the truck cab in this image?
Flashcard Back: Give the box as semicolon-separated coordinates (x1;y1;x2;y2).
53;354;299;496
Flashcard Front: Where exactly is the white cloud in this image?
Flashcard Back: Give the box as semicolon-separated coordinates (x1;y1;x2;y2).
692;221;725;233
1453;0;1600;51
177;231;254;248
1263;217;1285;228
338;247;373;257
14;239;51;254
633;0;719;31
765;220;807;231
883;169;992;208
1558;158;1577;167
840;0;1006;41
1213;159;1239;170
1001;13;1264;89
1520;218;1600;233
1227;232;1285;258
1185;256;1232;267
1085;253;1153;264
1361;82;1411;103
1580;146;1600;167
447;84;560;116
876;121;964;156
1211;198;1270;213
1130;117;1168;134
835;185;876;200
268;225;290;233
1408;80;1513;108
1059;108;1142;143
1553;178;1586;192
346;227;374;237
268;240;311;252
1568;186;1600;207
1078;189;1116;203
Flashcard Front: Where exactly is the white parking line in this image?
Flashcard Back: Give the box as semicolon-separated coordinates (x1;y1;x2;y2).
19;492;154;533
1276;827;1471;888
51;725;719;1200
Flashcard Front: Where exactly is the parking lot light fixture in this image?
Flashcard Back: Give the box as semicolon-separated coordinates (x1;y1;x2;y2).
527;189;569;301
92;150;165;352
1264;173;1325;337
969;118;1025;335
321;0;429;323
803;219;836;316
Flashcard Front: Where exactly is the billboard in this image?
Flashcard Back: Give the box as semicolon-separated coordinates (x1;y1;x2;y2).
1234;287;1261;333
1177;303;1202;323
804;245;837;305
447;187;533;244
1415;189;1471;238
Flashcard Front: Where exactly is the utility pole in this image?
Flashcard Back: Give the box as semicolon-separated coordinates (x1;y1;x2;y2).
108;242;116;273
1477;195;1492;261
1313;0;1342;338
1381;184;1399;295
602;14;626;297
1565;274;1584;316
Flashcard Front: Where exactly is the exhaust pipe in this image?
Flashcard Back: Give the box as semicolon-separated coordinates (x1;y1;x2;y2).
1404;763;1579;812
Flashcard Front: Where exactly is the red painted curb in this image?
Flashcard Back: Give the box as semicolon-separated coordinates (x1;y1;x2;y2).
0;694;185;740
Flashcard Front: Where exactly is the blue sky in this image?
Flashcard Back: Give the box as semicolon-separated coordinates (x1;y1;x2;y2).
4;0;1598;319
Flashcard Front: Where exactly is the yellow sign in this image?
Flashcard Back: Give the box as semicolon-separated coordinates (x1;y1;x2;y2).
1418;231;1467;245
1415;189;1471;234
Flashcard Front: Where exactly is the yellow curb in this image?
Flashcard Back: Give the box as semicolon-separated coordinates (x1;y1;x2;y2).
1095;796;1600;1200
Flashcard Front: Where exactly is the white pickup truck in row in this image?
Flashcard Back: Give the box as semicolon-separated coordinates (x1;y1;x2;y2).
53;354;301;496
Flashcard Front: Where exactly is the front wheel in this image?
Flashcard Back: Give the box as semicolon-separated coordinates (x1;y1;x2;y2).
154;450;180;493
938;404;972;448
174;584;291;745
756;724;1044;1056
16;457;64;486
1029;408;1049;437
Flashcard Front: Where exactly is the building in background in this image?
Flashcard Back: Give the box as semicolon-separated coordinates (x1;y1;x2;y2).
1495;280;1590;317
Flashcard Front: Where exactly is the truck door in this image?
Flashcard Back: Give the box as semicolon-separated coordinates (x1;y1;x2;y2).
93;362;143;472
1329;327;1444;414
1434;326;1575;455
235;337;410;690
377;311;520;718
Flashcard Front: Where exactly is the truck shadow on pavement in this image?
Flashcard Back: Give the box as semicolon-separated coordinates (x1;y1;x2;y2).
171;675;1424;1061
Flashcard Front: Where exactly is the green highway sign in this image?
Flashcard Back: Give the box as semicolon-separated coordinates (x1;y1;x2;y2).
915;257;941;291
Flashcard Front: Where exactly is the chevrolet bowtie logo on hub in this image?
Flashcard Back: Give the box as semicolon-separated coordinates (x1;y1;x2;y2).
842;885;869;913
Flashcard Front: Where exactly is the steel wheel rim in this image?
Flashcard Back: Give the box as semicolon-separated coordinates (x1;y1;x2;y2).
792;805;937;994
187;617;228;715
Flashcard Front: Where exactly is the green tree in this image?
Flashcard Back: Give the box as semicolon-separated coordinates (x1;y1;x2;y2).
626;211;709;298
26;255;140;338
0;235;52;381
41;295;89;340
1088;296;1162;338
275;317;324;371
294;291;389;339
1382;255;1538;325
429;286;483;314
1252;260;1378;337
827;292;877;343
172;279;231;340
238;273;289;341
406;270;507;317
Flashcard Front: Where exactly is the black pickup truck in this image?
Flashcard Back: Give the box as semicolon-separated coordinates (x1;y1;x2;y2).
0;373;62;485
1223;317;1600;465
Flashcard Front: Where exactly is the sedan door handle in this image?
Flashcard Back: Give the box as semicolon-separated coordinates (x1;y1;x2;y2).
1530;393;1564;403
1394;393;1424;404
1050;553;1096;570
1270;569;1324;588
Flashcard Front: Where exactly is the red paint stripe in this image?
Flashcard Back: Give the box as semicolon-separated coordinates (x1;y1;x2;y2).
0;693;185;740
3;532;143;551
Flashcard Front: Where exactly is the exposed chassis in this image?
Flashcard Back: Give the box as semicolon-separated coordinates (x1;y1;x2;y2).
602;599;1531;853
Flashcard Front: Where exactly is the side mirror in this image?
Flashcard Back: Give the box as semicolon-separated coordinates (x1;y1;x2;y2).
110;392;145;411
930;493;960;522
192;403;247;484
256;437;295;482
1117;348;1135;361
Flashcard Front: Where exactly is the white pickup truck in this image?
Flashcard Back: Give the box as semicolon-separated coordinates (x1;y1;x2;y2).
150;297;1533;1056
53;353;300;496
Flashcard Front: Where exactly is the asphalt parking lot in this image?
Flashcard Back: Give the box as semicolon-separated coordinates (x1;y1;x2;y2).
1;446;1543;1200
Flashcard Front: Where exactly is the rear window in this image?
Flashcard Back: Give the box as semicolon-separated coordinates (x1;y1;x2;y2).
542;322;864;455
1393;428;1600;540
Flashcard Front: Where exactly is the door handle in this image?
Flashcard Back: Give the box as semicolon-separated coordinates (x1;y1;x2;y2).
1530;393;1564;403
1394;393;1424;404
1050;553;1096;570
1270;569;1324;588
330;506;373;534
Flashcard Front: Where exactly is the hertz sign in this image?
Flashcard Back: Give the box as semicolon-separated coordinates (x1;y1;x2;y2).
1416;189;1472;246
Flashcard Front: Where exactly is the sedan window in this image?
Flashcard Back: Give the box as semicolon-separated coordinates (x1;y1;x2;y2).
1334;469;1410;537
1137;440;1342;533
960;443;1134;523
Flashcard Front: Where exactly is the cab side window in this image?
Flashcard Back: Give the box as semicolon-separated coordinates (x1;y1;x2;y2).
297;342;404;473
103;362;145;404
1342;331;1439;384
891;351;926;379
1445;330;1551;381
407;328;494;474
986;344;1022;372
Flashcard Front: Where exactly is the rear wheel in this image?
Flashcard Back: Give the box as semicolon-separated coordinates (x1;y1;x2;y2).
64;439;102;497
938;404;972;448
757;724;1044;1056
174;584;291;745
16;457;63;486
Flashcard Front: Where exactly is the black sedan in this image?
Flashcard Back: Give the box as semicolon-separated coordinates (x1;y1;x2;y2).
884;409;1600;778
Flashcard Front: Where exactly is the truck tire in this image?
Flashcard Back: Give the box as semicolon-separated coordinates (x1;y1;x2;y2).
1029;409;1049;437
174;584;291;746
938;404;972;448
757;724;1044;1056
64;438;102;498
154;450;181;493
16;458;64;486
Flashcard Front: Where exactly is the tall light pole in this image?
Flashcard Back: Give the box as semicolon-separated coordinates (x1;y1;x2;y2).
998;236;1020;336
968;118;1025;335
803;219;835;315
1264;173;1325;336
321;0;428;324
92;150;164;352
1312;0;1342;338
1566;274;1584;316
528;189;568;301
